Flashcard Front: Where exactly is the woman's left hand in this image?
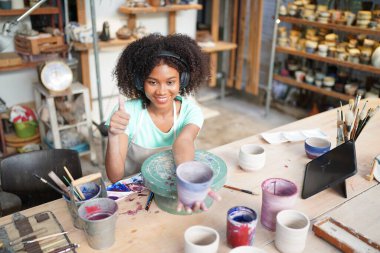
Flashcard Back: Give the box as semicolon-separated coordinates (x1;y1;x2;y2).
176;189;221;213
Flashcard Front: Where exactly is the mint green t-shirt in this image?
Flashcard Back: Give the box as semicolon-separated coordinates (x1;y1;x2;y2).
106;96;204;148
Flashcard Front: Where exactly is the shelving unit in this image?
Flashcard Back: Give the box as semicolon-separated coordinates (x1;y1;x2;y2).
273;74;353;101
119;4;202;34
33;82;95;159
0;4;64;72
74;1;237;95
279;16;380;36
266;0;380;114
0;7;59;16
0;61;43;72
276;46;380;75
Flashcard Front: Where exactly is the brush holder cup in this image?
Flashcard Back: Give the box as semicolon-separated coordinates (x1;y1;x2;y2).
66;172;107;229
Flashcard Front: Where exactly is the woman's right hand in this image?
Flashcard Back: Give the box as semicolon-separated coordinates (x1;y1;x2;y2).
108;96;130;137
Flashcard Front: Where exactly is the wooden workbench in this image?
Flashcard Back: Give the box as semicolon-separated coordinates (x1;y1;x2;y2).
1;98;379;252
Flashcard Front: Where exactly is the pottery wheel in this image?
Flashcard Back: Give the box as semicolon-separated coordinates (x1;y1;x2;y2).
141;150;227;200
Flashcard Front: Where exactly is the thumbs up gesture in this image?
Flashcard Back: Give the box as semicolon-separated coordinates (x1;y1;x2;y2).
108;95;130;136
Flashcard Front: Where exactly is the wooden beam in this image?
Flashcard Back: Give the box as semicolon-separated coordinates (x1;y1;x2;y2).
209;0;220;87
168;11;176;34
227;0;239;88
76;0;92;105
246;0;263;95
80;51;91;92
76;0;86;25
235;0;247;90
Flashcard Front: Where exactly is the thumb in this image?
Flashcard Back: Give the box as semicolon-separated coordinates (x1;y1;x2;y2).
119;95;125;112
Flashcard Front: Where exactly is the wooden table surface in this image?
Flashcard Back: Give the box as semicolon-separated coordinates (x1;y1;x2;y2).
1;98;379;253
263;184;380;252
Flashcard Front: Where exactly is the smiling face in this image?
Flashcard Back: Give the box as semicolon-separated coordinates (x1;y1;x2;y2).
144;63;180;110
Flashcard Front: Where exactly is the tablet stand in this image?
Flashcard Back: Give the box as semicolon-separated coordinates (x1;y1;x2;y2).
332;180;348;198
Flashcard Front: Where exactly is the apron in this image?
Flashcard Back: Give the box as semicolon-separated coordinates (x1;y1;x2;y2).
124;101;178;176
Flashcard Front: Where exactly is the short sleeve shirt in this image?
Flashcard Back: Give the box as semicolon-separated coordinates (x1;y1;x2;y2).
106;96;203;148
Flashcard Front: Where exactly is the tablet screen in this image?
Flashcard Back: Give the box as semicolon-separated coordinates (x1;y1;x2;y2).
302;140;357;199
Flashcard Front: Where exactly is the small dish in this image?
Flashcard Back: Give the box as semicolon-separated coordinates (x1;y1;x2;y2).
304;137;331;159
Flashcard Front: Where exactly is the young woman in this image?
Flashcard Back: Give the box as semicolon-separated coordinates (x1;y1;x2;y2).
105;33;215;212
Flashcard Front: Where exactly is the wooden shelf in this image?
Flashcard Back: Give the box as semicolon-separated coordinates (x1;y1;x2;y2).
279;16;380;36
119;4;202;14
74;39;237;54
0;7;59;16
0;61;42;72
273;74;353;101
73;38;136;51
200;41;237;53
276;46;380;75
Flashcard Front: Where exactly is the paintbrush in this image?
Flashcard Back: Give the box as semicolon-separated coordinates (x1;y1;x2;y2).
10;227;48;246
365;158;378;181
33;174;69;199
348;98;354;111
344;109;354;140
48;171;69;195
355;106;379;140
64;166;85;200
62;176;80;201
22;232;68;244
224;185;259;195
145;191;155;211
336;110;344;144
352;94;361;113
47;243;79;253
350;108;360;140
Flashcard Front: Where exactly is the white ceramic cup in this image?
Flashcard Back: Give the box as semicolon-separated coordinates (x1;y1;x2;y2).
184;225;220;253
229;246;267;253
275;210;310;253
238;144;266;172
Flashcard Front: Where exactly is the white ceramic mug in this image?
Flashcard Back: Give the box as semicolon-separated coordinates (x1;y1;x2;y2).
229;246;267;253
238;144;266;172
184;225;220;253
275;210;310;253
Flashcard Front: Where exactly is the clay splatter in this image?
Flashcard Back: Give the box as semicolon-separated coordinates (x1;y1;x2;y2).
120;203;143;216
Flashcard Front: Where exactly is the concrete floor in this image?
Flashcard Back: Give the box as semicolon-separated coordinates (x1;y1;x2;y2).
81;89;297;178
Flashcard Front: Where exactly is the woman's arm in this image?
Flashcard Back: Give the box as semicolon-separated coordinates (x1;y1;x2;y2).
105;97;130;183
105;134;128;183
172;124;200;166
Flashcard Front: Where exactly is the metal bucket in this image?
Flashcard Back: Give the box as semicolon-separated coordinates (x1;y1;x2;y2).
64;181;101;229
78;198;118;250
66;172;107;229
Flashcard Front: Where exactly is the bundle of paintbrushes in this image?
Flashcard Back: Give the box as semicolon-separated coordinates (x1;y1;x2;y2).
337;95;379;145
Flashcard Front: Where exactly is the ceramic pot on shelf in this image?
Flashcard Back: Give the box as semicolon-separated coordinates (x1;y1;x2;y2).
372;47;380;68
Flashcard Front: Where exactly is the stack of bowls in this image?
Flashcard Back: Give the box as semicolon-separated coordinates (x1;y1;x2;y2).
323;76;335;90
318;11;330;23
356;11;372;28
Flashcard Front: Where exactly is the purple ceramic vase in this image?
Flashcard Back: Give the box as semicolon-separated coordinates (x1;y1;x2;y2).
176;161;214;207
260;178;297;231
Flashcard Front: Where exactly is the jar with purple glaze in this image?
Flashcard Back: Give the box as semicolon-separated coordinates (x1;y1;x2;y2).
260;178;298;231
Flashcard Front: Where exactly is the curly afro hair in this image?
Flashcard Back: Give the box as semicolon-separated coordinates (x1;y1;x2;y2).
114;33;210;107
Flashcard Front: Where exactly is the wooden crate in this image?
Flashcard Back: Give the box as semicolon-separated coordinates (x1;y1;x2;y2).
15;34;64;55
